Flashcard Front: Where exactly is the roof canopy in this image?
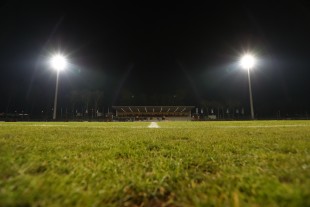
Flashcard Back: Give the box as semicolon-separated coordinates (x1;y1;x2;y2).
113;106;194;116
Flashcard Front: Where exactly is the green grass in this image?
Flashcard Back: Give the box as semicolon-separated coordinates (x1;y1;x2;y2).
0;121;309;206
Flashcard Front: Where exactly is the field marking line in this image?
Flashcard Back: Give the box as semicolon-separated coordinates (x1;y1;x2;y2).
0;123;150;128
215;124;310;128
148;122;160;128
0;124;70;127
0;123;309;129
143;124;310;129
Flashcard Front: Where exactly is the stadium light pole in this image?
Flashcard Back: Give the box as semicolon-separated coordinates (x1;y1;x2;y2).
50;54;67;120
240;54;256;120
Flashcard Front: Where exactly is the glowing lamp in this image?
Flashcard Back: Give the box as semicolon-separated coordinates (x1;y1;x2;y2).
50;54;67;71
240;54;256;69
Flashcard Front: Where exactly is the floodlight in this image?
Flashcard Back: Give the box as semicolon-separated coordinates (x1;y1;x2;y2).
240;54;256;69
239;53;257;119
49;53;68;120
50;54;67;71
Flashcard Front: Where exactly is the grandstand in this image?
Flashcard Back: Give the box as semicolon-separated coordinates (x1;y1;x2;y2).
112;106;195;121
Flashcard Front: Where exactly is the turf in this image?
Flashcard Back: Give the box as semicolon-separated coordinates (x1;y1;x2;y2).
0;121;309;206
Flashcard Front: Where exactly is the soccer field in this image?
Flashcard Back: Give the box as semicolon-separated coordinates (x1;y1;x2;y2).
0;121;309;206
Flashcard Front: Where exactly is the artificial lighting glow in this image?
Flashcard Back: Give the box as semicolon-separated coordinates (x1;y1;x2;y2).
50;54;67;71
240;54;256;69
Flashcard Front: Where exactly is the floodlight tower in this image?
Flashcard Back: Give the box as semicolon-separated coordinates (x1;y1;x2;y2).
50;54;67;120
240;54;256;119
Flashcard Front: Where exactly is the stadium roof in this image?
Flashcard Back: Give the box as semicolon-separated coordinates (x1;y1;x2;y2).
112;106;194;113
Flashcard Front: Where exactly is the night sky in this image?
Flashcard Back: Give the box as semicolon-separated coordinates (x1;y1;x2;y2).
1;1;310;117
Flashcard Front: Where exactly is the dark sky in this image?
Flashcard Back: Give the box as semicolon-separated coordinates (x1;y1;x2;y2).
1;1;310;116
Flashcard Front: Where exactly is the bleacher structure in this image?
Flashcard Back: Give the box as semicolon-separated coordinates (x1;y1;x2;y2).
112;106;195;121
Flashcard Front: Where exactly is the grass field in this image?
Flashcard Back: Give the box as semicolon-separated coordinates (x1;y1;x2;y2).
0;121;309;207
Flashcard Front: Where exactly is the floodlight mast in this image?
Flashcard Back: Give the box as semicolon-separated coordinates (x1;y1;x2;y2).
53;70;60;120
247;65;255;120
241;54;255;120
50;54;67;120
